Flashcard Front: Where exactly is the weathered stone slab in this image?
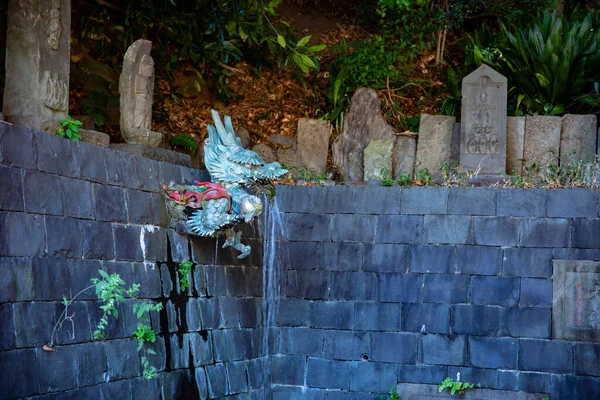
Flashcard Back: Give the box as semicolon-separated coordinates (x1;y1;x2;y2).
276;148;303;170
332;88;396;180
3;0;71;128
560;114;597;164
524;116;561;169
395;383;547;399
270;134;296;150
109;143;190;167
119;39;162;146
80;129;109;148
553;260;600;342
393;135;416;179
297;118;331;175
506;116;525;174
450;122;461;166
364;139;393;181
460;65;507;174
252;143;276;164
416;114;456;179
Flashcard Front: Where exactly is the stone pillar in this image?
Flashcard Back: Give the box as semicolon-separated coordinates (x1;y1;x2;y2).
506;116;525;174
560;114;597;164
523;115;561;169
3;0;71;130
392;135;416;179
415;114;455;179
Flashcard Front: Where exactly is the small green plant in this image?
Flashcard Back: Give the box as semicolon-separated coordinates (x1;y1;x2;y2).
132;301;163;380
170;134;199;153
380;167;395;186
178;261;193;292
57;116;82;141
397;172;412;186
376;385;400;400
439;377;479;395
286;166;329;184
415;168;432;186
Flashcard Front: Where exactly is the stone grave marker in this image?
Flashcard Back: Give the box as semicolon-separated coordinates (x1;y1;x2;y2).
364;139;394;181
392;135;416;179
523;116;561;169
297;118;332;174
3;0;71;130
395;383;547;399
553;260;600;342
119;39;162;146
506;116;525;174
560;114;597;164
415;114;455;179
460;65;507;174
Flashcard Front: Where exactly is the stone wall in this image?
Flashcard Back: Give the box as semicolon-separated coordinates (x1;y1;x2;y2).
270;185;600;400
0;121;267;400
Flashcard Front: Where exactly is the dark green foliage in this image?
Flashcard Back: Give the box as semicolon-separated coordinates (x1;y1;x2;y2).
178;261;193;291
439;377;480;395
171;134;199;153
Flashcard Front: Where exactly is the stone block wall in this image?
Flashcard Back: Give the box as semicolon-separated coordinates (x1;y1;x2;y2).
270;185;600;400
0;121;267;400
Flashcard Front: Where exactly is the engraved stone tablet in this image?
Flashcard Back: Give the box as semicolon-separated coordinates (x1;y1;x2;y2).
553;260;600;341
460;65;507;174
395;383;547;400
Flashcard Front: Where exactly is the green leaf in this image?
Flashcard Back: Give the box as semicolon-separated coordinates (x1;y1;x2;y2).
550;104;566;115
306;44;326;53
277;35;286;48
299;54;315;68
296;35;311;48
98;270;110;279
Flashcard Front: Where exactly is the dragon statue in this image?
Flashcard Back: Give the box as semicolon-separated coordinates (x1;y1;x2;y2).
163;110;288;258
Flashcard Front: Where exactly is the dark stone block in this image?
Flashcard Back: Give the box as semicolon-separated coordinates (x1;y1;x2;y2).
575;342;600;376
0;304;16;351
422;274;469;303
364;244;409;272
519;218;570;247
401;187;448;215
446;367;498;390
0;212;45;256
497;189;546;216
13;301;59;347
279;327;324;357
36;344;78;392
321;242;363;271
409;245;455;273
276;299;310;327
376;215;424;244
0;123;36;169
32;257;71;301
323;330;370;361
472;216;519;246
114;224;144;261
168;334;191;369
0;257;34;302
126;189;155;224
185;298;201;331
152;192;169;227
131;262;161;298
217;297;241;329
448;187;496;215
193;367;209;399
0;165;24;211
377;273;421;303
277;241;319;270
551;374;600;400
60;177;95;219
355;186;401;214
307;358;351;389
505;307;551;338
398;365;448;385
455;246;501;275
287;270;330;299
423;215;471;244
403;303;449;334
350;362;398;393
310;301;354;329
274;185;315;213
553;248;600;260
94;184;127;222
225;266;247;297
521;278;552;307
180;167;210;186
141;226;168;262
212;329;253;361
329;271;375;301
520;339;573;373
76;342;107;386
312;186;357;214
273;386;325;400
331;214;377;243
0;348;40;397
471;276;520;306
167;229;189;263
75;141;108;182
423;334;465;366
23;170;64;215
206;363;229;398
131;376;161;400
204;265;227;297
370;332;416;363
86;299;126;340
227;361;248;394
285;213;331;241
45;216;82;258
271;355;305;385
106;338;141;379
468;336;518;369
355;302;401;331
502;248;553;277
547;188;598;217
105;149;140;189
159;161;183;186
189;332;214;367
451;305;502;336
572;219;600;249
81;221;115;259
35;130;78;177
497;370;551;394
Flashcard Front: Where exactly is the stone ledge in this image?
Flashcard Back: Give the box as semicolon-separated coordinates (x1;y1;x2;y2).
109;143;190;167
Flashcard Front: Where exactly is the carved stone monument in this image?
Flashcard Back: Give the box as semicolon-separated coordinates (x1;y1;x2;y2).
416;114;456;179
3;0;71;130
560;114;597;164
364;139;394;181
395;384;547;400
460;65;507;174
553;260;600;342
119;39;162;146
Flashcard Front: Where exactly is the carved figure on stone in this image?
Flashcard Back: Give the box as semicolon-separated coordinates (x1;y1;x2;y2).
11;0;38;34
46;0;61;50
466;76;500;155
119;39;162;146
41;70;68;111
163;110;288;258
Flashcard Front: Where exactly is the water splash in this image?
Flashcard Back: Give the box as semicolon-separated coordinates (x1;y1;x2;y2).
261;198;285;393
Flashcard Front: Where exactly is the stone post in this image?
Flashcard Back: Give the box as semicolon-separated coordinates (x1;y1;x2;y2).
3;0;71;130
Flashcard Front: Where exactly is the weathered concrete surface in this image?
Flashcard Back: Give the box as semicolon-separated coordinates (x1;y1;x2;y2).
393;135;417;179
524;116;561;169
416;114;456;179
560;114;597;164
297;118;331;175
332;88;396;180
506;116;525;174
